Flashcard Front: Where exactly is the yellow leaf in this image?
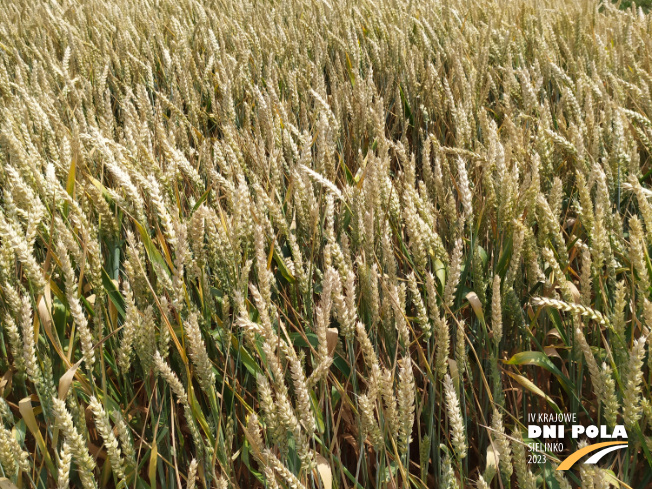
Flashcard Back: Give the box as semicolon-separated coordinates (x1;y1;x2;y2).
448;359;458;386
506;371;561;414
38;292;68;367
19;397;56;474
484;445;498;484
58;358;83;401
465;291;485;325
66;154;76;197
326;328;339;356
0;370;11;396
149;439;158;486
314;453;332;489
0;478;19;489
567;282;581;303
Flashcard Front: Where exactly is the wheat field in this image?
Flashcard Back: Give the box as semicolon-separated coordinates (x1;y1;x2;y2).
0;0;651;487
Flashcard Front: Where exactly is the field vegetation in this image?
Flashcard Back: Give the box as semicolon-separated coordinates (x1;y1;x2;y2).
0;0;651;487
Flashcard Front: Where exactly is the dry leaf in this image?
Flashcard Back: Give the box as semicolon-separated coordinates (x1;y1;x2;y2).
326;328;338;356
314;453;332;489
58;358;83;401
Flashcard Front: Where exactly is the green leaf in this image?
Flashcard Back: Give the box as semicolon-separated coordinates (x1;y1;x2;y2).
133;220;171;278
102;268;126;320
273;248;296;283
332;352;351;378
192;186;211;214
188;385;215;446
496;236;513;278
290;332;318;348
340;157;355;186
506;351;572;393
331;385;341;407
476;245;488;267
399;84;414;127
230;335;261;377
543;307;569;347
311;391;326;433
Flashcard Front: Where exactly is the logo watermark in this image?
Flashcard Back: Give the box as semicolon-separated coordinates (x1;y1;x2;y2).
526;412;628;470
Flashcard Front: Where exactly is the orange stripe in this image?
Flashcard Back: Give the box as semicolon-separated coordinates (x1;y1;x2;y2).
557;441;628;470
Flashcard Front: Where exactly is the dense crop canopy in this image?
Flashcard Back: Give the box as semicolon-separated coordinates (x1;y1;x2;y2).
0;0;651;487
